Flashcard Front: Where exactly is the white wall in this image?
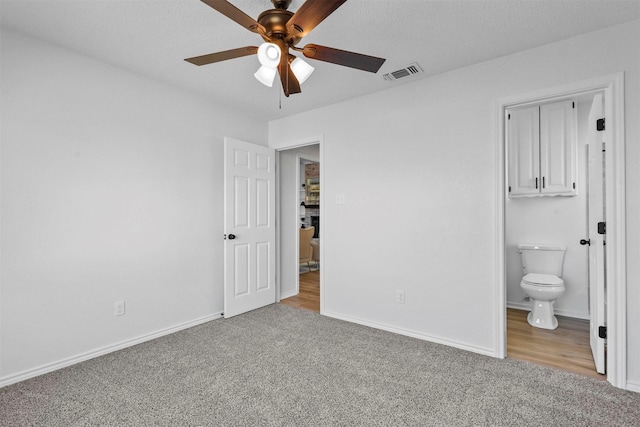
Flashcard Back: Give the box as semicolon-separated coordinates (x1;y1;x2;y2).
269;20;640;387
278;144;319;299
2;19;638;391
506;98;592;319
0;29;266;383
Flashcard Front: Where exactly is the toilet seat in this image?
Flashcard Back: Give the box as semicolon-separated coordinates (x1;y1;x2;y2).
522;273;563;287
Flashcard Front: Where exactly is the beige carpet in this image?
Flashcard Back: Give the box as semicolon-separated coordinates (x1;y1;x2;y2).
2;304;639;426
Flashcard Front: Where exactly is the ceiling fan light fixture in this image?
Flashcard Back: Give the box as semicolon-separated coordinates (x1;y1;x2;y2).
254;65;278;87
290;57;314;85
255;42;281;87
256;42;281;68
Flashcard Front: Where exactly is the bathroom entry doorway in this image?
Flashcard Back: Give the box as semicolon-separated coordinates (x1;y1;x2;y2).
504;94;596;376
498;74;626;387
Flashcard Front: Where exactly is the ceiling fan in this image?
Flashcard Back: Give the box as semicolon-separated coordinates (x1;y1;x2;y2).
185;0;386;96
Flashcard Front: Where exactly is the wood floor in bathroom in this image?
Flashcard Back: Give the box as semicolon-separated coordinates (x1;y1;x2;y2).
507;308;604;380
280;271;605;381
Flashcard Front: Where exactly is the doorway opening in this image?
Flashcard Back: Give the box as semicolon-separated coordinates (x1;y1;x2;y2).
277;143;321;313
504;92;603;379
496;74;627;388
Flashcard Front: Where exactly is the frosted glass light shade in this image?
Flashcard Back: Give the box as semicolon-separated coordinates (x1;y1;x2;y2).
257;43;280;67
254;65;277;87
290;57;314;85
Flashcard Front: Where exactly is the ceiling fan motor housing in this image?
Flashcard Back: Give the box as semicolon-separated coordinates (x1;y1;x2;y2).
257;9;300;45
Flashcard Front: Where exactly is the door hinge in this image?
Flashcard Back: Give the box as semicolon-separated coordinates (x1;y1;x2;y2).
572;101;575;109
508;186;511;193
508;113;511;120
598;326;607;339
597;118;605;131
597;222;606;235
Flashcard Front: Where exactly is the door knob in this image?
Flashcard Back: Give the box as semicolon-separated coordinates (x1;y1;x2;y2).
580;239;590;246
225;234;237;240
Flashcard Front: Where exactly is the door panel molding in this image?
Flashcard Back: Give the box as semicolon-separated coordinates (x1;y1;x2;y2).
224;137;276;318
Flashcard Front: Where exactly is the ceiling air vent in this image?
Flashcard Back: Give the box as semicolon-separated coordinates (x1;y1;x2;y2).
383;63;424;81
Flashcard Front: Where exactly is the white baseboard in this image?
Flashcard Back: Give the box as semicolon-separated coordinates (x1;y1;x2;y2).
507;301;532;312
0;312;223;388
280;290;298;300
507;301;589;320
322;310;497;358
626;380;640;393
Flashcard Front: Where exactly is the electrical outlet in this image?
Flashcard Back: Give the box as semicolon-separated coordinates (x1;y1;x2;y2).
114;300;125;316
335;193;346;205
396;290;405;304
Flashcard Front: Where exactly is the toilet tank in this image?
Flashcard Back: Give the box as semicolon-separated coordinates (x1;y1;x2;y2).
518;244;566;277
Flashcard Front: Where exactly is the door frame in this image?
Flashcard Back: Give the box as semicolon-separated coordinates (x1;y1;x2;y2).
495;73;627;388
273;135;325;313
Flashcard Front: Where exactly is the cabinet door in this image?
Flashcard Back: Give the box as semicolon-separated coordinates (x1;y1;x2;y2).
507;106;540;196
540;100;577;195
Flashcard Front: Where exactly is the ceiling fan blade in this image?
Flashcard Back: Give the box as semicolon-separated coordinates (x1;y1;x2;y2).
301;44;386;73
286;0;347;40
200;0;266;34
185;46;258;66
278;54;301;97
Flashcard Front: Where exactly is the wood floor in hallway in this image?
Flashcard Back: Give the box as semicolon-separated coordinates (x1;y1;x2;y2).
280;270;320;312
279;271;604;380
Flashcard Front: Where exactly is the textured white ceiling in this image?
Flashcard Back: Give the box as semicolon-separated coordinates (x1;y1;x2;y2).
1;0;638;122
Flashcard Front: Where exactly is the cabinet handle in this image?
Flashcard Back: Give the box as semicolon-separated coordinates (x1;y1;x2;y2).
535;177;538;189
542;177;545;188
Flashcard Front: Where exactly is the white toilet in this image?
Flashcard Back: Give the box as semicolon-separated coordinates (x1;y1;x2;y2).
518;243;566;330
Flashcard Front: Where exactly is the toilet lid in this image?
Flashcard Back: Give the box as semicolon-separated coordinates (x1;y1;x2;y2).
522;273;563;286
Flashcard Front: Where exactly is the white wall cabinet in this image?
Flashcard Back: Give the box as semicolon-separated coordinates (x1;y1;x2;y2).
507;99;577;197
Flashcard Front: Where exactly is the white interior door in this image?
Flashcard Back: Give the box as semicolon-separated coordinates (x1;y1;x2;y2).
224;137;276;318
587;93;606;374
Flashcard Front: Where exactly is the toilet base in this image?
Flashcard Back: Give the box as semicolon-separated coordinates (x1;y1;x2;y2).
527;300;559;330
